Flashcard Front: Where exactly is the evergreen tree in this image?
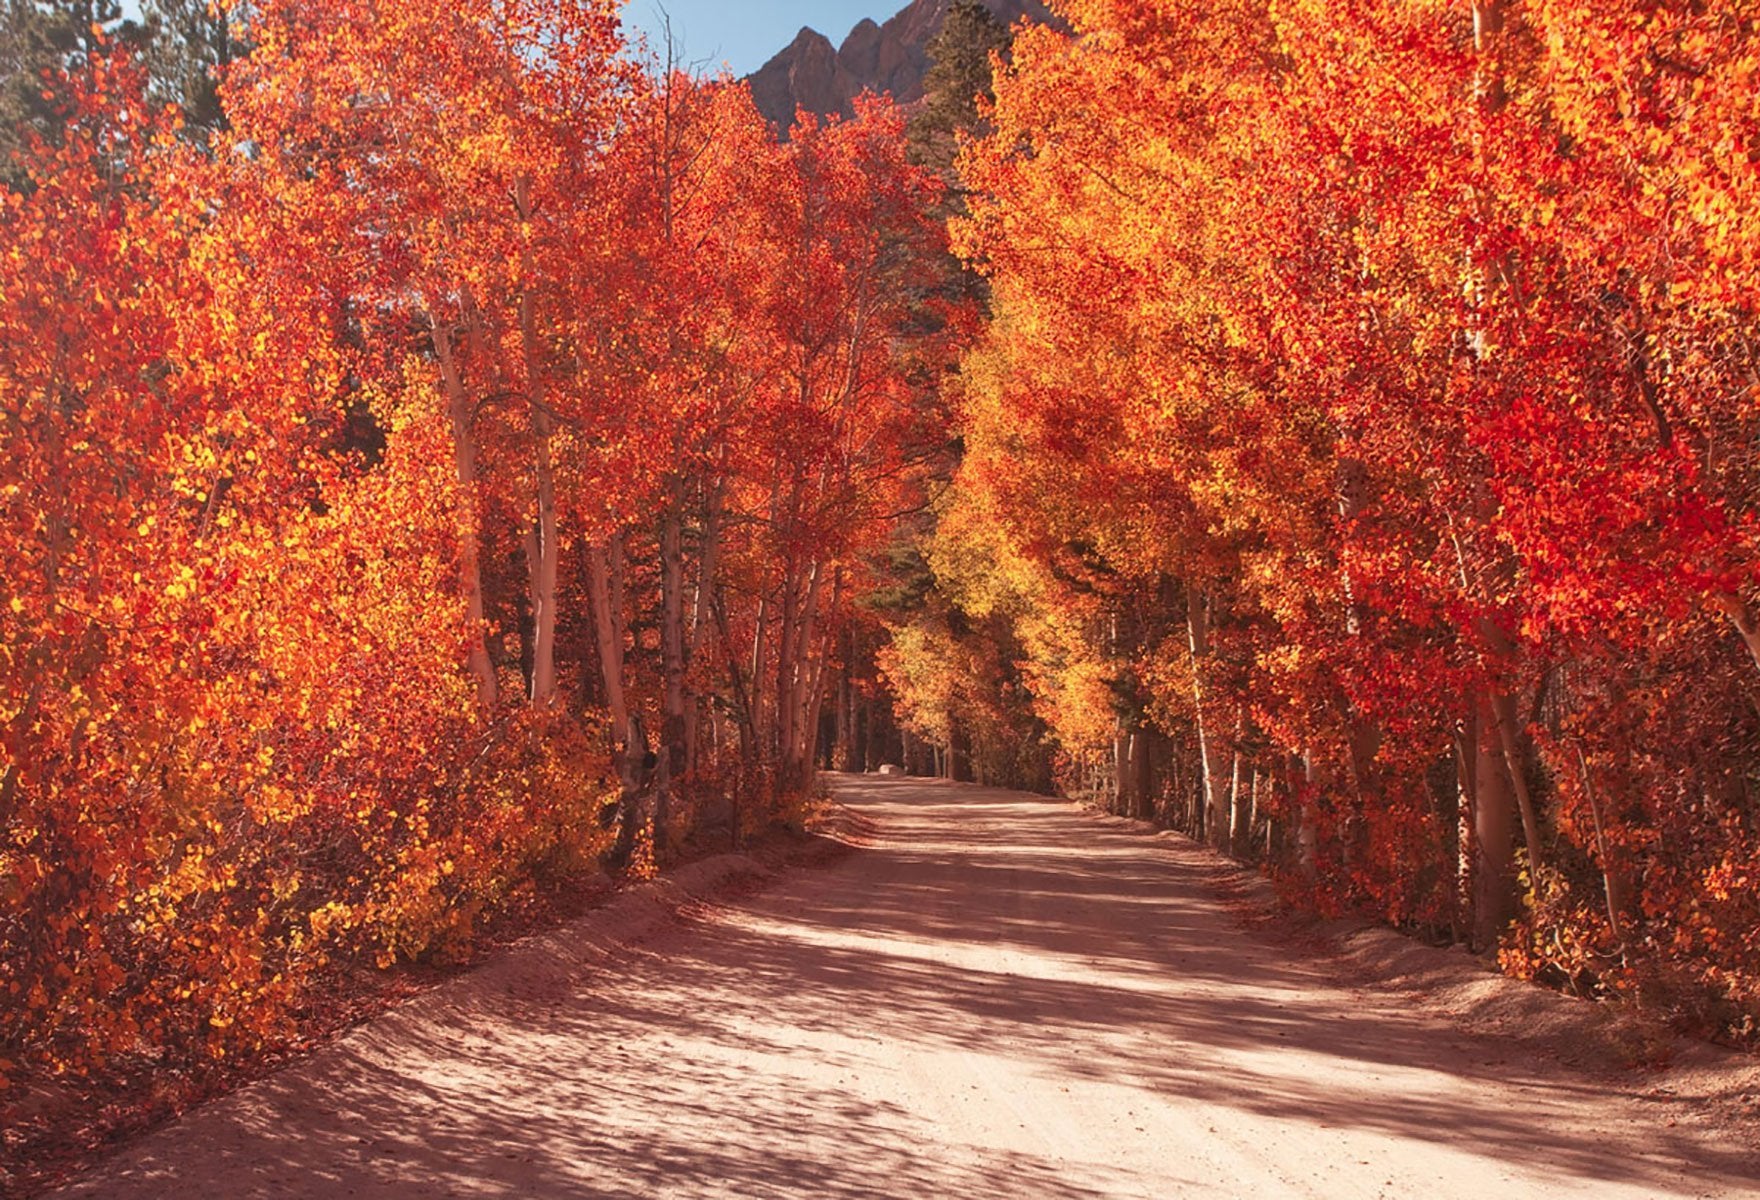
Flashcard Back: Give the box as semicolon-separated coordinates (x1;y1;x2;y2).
1;0;149;183
907;0;1011;175
141;0;248;144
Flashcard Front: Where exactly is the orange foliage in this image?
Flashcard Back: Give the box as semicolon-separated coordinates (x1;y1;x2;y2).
1;4;952;1104
930;0;1760;1039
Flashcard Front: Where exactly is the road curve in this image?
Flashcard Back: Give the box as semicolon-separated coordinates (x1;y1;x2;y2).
56;775;1758;1199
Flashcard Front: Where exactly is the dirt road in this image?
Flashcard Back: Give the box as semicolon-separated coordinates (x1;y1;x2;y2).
56;775;1760;1198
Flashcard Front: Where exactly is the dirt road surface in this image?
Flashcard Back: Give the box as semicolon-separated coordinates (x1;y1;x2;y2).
55;775;1760;1199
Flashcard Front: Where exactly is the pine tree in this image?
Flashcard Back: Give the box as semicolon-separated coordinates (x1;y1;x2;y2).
907;0;1011;175
141;0;248;143
0;0;149;183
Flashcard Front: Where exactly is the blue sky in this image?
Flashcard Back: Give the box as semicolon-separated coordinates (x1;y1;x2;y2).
622;1;892;76
116;0;885;81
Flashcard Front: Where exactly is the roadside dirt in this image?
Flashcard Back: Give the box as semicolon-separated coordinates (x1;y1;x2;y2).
47;776;1760;1198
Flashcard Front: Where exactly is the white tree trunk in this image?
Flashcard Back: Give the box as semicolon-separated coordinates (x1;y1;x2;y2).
514;176;558;708
431;316;497;710
1187;587;1229;849
586;536;637;794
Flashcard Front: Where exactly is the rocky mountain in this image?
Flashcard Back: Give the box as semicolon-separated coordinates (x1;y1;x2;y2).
747;0;1050;130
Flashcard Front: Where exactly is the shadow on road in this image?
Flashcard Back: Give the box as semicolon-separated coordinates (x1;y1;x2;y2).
59;774;1759;1199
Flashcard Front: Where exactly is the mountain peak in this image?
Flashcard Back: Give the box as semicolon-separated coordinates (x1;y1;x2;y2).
746;0;1049;132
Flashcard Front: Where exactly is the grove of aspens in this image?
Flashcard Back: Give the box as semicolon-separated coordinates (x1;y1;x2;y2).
4;0;1759;1164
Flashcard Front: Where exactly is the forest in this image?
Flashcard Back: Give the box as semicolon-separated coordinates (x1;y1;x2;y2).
4;0;1760;1159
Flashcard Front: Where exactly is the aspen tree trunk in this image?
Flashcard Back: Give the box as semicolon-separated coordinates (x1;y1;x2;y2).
835;659;853;771
950;716;973;783
1710;593;1760;671
656;489;688;845
1596;679;1647;932
1472;700;1516;949
1453;719;1478;944
683;487;722;773
1298;753;1322;878
1457;0;1528;948
1574;744;1632;947
797;572;841;793
1226;746;1245;856
749;592;770;758
796;573;831;772
1333;451;1388;874
586;536;638;799
431;318;497;710
795;566;827;760
1244;768;1261;860
1118;727;1138;817
856;692;872;771
512;177;558;708
712;588;759;763
652;514;683;844
525;410;558;705
650;64;712;788
775;559;827;797
524;356;558;703
797;564;827;766
1472;0;1506;108
1141;729;1158;820
774;562;801;787
1266;779;1279;863
1491;689;1544;878
1187;588;1230;849
588;535;653;867
1112;725;1131;816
